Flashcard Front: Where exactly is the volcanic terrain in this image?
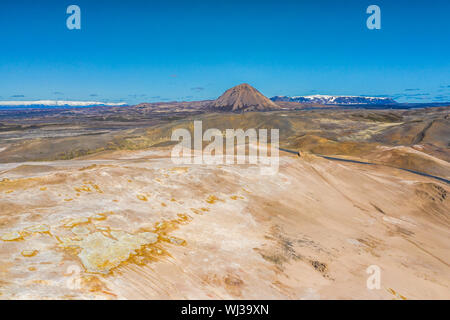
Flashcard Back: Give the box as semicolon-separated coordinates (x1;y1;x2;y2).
0;85;449;299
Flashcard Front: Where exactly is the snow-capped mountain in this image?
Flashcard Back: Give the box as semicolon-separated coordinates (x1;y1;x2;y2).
271;95;397;105
0;100;127;107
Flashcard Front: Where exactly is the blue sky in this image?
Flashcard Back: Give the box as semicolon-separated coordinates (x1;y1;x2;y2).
0;0;449;104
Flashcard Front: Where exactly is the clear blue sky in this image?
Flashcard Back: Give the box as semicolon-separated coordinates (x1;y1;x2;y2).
0;0;449;104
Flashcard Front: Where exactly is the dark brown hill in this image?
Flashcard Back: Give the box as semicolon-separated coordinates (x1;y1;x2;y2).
210;83;280;112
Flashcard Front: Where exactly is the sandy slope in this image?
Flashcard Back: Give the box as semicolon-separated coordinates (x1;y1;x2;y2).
0;148;448;299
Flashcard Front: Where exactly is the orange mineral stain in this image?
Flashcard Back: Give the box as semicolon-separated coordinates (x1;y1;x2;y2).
169;167;189;174
190;208;203;215
74;185;92;193
388;288;407;300
25;224;51;235
206;195;220;204
91;212;110;221
21;250;39;257
137;194;148;201
63;217;90;228
1;231;24;241
177;213;192;223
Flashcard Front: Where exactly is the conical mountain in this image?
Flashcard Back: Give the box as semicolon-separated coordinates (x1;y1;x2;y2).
211;83;280;112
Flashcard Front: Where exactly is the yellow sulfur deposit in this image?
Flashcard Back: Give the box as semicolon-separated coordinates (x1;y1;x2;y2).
59;230;158;274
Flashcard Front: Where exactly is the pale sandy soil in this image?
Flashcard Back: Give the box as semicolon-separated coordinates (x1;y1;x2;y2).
0;148;448;299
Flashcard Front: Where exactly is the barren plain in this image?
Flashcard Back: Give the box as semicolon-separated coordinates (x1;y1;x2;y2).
0;104;449;299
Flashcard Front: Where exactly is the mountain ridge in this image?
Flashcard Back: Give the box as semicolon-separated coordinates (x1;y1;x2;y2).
271;95;397;105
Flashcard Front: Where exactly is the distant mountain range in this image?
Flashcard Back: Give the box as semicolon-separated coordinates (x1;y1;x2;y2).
0;100;127;108
3;88;447;113
271;95;397;105
208;85;399;112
